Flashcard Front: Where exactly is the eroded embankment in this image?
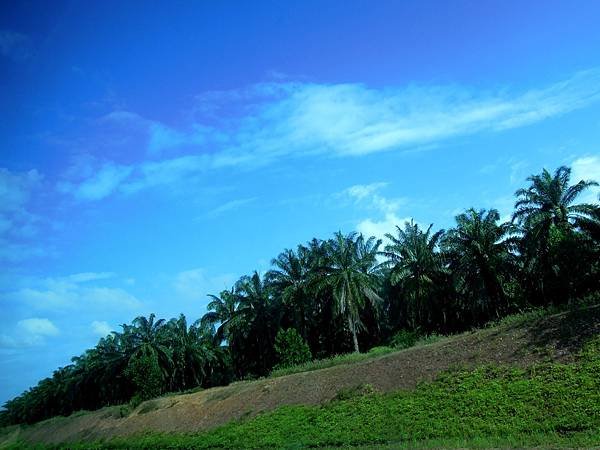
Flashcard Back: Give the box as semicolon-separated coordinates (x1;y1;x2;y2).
4;304;600;446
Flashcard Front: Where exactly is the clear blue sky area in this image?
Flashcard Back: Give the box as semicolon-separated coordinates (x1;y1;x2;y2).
1;0;600;404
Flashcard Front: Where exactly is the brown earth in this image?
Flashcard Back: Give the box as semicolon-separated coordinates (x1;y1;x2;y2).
4;304;600;446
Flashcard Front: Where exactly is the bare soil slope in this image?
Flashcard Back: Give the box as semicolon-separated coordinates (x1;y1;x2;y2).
5;305;600;446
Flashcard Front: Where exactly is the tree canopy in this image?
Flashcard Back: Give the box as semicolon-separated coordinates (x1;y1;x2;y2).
2;165;599;427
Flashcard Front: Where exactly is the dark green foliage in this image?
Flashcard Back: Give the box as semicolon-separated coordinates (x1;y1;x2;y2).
2;164;599;428
273;328;312;369
125;353;163;401
390;329;421;349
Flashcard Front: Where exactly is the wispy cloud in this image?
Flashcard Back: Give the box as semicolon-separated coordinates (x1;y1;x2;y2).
58;163;133;201
2;273;142;312
60;69;600;201
340;182;411;241
91;320;112;337
0;168;45;261
0;30;32;61
571;155;600;203
342;182;406;214
173;268;236;302
0;318;59;349
206;197;258;218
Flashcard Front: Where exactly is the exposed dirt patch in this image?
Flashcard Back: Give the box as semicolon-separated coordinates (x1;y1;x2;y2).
6;304;600;446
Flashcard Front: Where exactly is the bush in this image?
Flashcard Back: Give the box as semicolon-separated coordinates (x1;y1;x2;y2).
126;353;164;402
390;329;420;349
273;328;312;369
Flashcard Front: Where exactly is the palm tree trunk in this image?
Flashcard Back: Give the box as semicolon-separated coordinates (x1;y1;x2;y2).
348;316;360;353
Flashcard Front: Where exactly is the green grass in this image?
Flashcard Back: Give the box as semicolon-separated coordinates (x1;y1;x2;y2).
270;334;444;379
15;335;600;449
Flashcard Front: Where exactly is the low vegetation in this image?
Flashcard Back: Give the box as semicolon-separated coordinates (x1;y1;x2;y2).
1;165;599;433
13;335;600;449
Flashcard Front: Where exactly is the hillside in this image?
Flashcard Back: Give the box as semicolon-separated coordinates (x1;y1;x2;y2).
2;303;599;448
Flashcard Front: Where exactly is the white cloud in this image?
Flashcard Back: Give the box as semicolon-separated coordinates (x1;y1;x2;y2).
0;239;49;262
343;182;405;215
18;318;59;336
62;69;600;201
0;168;42;213
345;182;388;201
67;272;115;283
4;274;142;312
339;182;411;243
0;168;44;261
357;212;412;243
121;154;209;194
59;163;133;201
206;197;257;218
91;320;112;337
0;318;59;348
571;155;600;204
174;268;236;301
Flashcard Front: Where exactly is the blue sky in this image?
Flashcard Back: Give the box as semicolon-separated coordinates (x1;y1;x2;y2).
1;0;600;405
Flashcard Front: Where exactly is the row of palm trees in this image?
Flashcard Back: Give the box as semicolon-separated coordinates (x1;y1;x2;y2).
2;166;599;426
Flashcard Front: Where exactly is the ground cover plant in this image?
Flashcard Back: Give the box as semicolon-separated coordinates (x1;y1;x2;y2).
13;335;599;449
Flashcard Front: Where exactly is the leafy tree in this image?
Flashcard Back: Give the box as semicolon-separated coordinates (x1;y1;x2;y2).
126;352;163;401
274;328;312;369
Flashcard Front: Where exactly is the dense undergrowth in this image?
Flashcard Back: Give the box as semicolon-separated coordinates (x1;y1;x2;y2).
11;334;599;449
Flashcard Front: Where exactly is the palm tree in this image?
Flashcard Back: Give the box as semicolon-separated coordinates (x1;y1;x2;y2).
167;314;217;391
319;232;382;353
513;166;598;234
380;220;445;329
201;288;241;345
266;248;310;339
575;195;600;243
122;313;173;379
513;166;598;302
442;209;515;319
235;271;280;374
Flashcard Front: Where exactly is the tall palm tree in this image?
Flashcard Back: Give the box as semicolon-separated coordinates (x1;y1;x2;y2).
266;248;310;339
201;287;249;346
513;165;598;234
167;314;217;390
121;313;173;378
513;166;598;302
442;208;515;319
234;271;280;374
575;195;600;243
380;220;445;329
319;232;382;353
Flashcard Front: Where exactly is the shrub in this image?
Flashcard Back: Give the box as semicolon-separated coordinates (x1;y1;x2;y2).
390;329;420;349
273;328;312;369
126;353;164;402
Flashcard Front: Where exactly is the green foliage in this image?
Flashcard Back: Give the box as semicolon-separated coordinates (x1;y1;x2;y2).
126;353;163;401
270;346;398;378
273;328;311;369
34;338;600;449
390;329;420;349
333;383;377;401
2;164;599;428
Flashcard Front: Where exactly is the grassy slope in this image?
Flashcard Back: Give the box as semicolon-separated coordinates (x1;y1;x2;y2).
2;304;600;449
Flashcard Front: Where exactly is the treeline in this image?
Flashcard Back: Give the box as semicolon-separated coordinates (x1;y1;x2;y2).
2;166;599;426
